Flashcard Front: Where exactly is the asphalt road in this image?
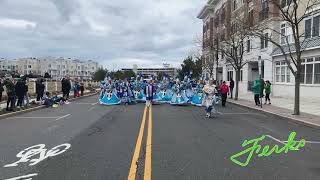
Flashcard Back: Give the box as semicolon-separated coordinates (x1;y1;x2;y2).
0;95;320;180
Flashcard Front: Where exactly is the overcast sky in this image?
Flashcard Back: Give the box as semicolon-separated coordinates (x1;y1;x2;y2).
0;0;205;70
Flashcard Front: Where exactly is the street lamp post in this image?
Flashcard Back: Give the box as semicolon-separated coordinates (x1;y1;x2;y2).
258;56;263;108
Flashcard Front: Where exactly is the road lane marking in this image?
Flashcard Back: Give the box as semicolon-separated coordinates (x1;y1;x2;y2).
92;102;98;105
267;134;320;145
266;135;286;145
144;106;152;180
283;140;320;144
128;106;148;180
221;112;260;115
5;173;38;180
54;114;71;121
10;117;60;119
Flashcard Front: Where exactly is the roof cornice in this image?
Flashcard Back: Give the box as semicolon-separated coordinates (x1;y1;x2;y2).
197;0;221;19
197;5;214;19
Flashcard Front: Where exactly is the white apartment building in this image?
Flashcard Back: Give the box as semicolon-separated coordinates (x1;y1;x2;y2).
0;58;18;72
0;57;102;80
198;0;320;100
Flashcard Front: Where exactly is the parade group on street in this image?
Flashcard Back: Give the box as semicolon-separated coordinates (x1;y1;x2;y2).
99;75;273;118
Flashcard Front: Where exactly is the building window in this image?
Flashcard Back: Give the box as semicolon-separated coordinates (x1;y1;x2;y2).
233;0;237;11
305;15;320;39
305;19;312;38
261;33;269;49
280;23;293;44
275;61;291;83
315;58;320;84
24;65;27;69
48;64;51;68
300;57;320;84
246;39;251;52
227;68;234;81
28;65;31;68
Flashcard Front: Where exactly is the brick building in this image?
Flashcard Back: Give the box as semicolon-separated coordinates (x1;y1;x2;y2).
197;0;320;100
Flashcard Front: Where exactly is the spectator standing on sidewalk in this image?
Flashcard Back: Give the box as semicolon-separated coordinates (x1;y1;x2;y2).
24;78;29;107
0;78;4;102
15;78;25;108
36;78;45;102
252;79;261;106
220;81;229;107
264;80;272;104
73;80;79;98
61;78;68;98
79;82;84;96
229;78;234;99
66;77;71;99
4;77;15;111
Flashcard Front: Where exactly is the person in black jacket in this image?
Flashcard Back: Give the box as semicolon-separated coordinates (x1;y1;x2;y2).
15;78;25;108
79;82;84;96
62;77;71;99
36;78;45;102
229;78;235;99
61;78;67;97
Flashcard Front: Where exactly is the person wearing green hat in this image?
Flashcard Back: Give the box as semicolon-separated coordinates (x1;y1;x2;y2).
252;79;261;106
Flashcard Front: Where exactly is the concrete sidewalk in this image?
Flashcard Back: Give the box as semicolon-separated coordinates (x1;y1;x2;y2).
228;93;320;128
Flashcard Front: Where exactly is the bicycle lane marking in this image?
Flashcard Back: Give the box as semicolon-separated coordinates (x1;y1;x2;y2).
2;143;71;179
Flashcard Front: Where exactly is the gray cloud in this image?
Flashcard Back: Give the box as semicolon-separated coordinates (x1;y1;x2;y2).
0;0;205;70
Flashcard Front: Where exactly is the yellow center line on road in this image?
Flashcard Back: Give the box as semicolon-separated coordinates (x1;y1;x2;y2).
128;106;148;180
144;105;152;180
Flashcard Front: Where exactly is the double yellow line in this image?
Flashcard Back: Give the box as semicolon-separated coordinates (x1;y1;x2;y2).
128;106;153;180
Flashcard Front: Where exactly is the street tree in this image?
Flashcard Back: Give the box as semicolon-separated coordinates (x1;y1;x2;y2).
251;0;320;115
194;35;216;80
213;17;252;100
179;56;202;80
93;68;108;81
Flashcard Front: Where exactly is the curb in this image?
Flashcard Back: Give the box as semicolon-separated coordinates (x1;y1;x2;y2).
0;92;99;120
228;100;320;129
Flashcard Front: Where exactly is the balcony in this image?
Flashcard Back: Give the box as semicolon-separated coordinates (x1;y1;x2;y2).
259;8;269;21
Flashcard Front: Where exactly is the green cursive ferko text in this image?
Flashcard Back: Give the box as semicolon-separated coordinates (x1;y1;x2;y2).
230;132;305;167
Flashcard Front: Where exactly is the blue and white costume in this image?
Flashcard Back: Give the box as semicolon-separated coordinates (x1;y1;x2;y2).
99;81;121;105
191;83;204;106
170;81;188;105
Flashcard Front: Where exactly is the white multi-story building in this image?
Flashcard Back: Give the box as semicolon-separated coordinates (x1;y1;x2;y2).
198;0;320;100
0;58;18;72
0;57;102;80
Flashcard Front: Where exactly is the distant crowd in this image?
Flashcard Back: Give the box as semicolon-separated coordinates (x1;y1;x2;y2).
0;75;86;111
